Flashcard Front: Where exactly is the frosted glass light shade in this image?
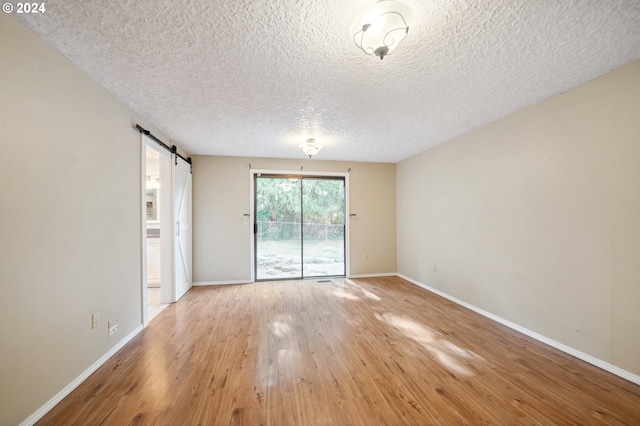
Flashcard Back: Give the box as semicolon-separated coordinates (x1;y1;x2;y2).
351;1;412;60
300;138;322;158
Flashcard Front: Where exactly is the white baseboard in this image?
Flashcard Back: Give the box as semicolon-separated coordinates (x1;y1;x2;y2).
193;280;252;286
348;272;397;278
196;275;399;283
397;273;640;386
20;325;144;426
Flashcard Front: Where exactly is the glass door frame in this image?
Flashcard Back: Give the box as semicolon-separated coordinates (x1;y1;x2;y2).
249;169;350;282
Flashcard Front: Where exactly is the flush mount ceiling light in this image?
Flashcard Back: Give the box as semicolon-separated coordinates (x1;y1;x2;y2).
300;138;322;158
351;0;412;60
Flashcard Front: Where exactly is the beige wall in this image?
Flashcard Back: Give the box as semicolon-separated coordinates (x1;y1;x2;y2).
397;61;640;375
192;156;396;282
0;15;169;425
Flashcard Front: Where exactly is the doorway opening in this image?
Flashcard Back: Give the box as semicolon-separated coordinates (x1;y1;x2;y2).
254;173;346;281
140;128;193;326
142;141;172;324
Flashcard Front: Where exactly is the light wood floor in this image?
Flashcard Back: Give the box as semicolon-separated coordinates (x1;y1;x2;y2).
38;277;640;425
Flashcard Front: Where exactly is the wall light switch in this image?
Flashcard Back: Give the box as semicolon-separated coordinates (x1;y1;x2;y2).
92;313;100;329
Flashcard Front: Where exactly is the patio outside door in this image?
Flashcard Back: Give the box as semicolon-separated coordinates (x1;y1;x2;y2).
255;175;345;280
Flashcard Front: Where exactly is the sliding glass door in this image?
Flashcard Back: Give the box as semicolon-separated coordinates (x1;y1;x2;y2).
255;175;345;280
255;176;302;279
301;178;346;277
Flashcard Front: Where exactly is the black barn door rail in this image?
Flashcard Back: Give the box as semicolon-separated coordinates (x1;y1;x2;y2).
136;124;192;172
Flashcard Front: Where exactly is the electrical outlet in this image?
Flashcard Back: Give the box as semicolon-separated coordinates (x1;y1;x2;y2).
108;319;118;336
363;254;369;261
92;313;100;329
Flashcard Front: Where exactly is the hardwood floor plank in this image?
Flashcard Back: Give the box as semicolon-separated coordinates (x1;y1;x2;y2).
36;277;640;425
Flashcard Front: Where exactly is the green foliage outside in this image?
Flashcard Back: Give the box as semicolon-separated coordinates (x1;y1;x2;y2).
256;177;345;241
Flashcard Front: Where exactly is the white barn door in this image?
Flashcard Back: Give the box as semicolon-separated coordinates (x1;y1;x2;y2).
172;155;192;301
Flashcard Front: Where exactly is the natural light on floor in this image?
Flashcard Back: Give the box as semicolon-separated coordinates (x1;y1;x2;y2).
376;313;481;376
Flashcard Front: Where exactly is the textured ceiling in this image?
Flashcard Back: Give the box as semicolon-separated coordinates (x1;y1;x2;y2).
16;0;640;162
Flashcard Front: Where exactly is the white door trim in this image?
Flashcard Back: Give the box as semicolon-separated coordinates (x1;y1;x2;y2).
140;137;148;327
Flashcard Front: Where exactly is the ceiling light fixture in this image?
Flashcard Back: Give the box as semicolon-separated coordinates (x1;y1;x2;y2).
146;175;160;189
351;1;412;60
300;138;322;158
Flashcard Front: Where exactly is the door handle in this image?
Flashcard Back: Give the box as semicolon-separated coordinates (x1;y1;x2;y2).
176;220;180;236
